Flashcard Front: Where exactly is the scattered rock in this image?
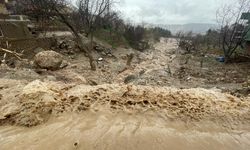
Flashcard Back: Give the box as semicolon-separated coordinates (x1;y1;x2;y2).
54;70;88;84
88;80;98;86
60;60;69;69
98;58;104;61
34;68;48;74
72;74;88;84
14;59;32;69
231;87;250;97
107;53;113;57
114;63;127;73
0;63;8;68
137;41;150;51
34;47;45;54
94;45;105;52
94;44;113;56
34;51;63;70
46;75;57;81
124;75;137;84
232;71;238;74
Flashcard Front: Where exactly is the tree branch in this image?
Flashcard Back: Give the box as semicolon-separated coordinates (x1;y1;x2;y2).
0;48;23;60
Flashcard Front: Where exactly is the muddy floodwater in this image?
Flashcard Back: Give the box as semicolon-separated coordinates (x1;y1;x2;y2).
0;111;249;150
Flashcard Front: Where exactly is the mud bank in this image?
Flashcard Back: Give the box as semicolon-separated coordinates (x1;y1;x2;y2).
0;79;250;127
0;111;250;150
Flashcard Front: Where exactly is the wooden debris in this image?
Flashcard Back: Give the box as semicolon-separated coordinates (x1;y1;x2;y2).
0;48;23;60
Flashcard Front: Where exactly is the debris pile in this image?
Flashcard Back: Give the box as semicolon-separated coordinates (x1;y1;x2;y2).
94;44;113;56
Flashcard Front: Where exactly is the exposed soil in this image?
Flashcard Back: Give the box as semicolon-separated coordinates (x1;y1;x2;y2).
0;38;249;150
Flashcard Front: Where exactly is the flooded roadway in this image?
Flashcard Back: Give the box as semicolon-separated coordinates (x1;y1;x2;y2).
0;111;249;150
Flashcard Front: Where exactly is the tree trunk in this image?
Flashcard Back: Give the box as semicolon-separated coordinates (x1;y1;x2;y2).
76;37;96;71
126;53;134;66
224;53;230;63
56;9;96;71
90;32;94;49
76;34;96;71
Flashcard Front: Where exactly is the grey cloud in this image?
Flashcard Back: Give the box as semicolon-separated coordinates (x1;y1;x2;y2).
116;0;233;24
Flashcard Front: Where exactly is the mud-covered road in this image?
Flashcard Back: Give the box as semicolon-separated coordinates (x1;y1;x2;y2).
1;111;250;150
0;79;249;150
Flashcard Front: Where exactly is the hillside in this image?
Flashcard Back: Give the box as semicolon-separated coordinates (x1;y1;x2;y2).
161;23;218;34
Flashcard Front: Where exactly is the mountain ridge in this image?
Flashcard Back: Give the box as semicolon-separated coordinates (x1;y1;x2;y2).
145;23;219;35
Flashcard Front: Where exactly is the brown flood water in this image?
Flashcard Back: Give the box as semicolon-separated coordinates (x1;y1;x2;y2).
0;111;249;150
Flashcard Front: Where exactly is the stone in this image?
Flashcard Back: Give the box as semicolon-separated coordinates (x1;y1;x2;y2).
34;51;63;70
124;75;137;84
46;75;57;81
60;60;69;69
34;47;45;54
98;58;104;61
94;45;105;52
20;80;58;107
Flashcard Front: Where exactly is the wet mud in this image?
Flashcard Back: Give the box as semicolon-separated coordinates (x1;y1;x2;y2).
0;111;249;150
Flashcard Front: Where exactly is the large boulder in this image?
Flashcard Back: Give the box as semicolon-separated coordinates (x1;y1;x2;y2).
34;51;63;70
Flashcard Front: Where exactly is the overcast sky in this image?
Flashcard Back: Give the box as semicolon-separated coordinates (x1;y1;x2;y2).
116;0;233;25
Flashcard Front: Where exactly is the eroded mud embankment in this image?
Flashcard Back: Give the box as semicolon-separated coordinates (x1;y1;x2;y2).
0;79;250;150
0;79;249;127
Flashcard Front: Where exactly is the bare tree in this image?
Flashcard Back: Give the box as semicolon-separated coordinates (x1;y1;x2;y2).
77;0;112;47
216;0;250;62
18;0;98;70
176;31;195;53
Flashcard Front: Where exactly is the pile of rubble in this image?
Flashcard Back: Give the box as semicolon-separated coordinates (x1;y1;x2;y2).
94;44;113;56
